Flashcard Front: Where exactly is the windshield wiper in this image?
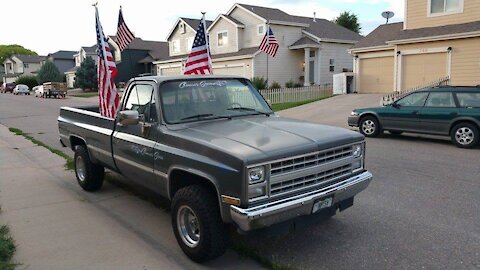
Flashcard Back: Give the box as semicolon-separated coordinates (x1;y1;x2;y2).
180;114;215;120
227;107;271;116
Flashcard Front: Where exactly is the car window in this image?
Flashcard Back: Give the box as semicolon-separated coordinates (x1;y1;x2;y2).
425;92;456;108
124;84;157;122
396;92;429;107
456;93;480;108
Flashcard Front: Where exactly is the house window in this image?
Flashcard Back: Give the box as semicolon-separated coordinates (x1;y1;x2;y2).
329;59;335;72
179;23;186;34
217;31;228;47
257;25;265;35
430;0;463;15
23;63;29;69
172;40;180;53
186;37;194;52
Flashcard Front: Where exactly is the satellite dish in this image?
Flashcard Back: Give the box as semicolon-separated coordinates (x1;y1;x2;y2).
381;11;394;24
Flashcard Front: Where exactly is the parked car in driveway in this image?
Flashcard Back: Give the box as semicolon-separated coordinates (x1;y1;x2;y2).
1;83;16;93
348;86;480;148
33;85;45;97
13;84;30;95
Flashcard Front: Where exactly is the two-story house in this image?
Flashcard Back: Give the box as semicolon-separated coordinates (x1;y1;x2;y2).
44;50;76;74
350;0;480;93
2;55;46;83
65;46;97;88
154;3;362;87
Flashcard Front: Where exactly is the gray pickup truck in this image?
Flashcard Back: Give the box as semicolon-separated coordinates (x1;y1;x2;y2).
58;75;372;262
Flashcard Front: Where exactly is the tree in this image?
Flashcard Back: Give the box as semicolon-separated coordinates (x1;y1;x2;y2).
16;75;38;89
74;57;97;91
0;44;37;63
334;11;361;34
37;61;62;84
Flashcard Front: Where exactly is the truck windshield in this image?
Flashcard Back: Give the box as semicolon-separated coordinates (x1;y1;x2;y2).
159;78;272;124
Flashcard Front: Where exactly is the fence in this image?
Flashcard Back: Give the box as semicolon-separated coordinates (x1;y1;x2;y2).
259;85;333;104
381;76;450;106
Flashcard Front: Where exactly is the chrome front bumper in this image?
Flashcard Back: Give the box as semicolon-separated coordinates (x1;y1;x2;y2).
230;171;372;231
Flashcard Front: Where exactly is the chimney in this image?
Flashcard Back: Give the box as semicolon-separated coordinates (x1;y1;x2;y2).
313;12;316;22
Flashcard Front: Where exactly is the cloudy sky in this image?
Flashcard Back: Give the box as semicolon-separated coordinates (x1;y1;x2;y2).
1;0;404;55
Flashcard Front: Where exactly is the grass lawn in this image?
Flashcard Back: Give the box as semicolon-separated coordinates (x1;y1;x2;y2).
271;96;330;112
0;225;16;270
68;92;99;98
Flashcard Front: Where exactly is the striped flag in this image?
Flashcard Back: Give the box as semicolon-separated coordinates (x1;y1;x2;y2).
259;26;279;57
95;6;119;118
116;7;135;51
184;14;213;75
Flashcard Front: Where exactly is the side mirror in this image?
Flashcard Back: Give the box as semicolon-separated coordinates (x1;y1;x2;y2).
391;102;400;108
118;110;140;126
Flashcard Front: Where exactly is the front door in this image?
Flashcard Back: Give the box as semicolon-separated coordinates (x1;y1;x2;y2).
419;91;458;135
381;92;428;132
113;82;159;189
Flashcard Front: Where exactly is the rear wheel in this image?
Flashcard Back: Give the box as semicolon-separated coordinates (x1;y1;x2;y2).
74;145;104;191
451;123;479;149
359;116;381;137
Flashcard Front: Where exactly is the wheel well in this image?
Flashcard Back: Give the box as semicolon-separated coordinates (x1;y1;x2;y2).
359;113;380;125
169;169;218;201
449;120;479;135
70;136;86;151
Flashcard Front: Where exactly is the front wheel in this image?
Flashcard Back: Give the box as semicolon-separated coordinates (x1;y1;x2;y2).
74;145;104;191
359;116;381;137
451;123;479;149
171;185;228;262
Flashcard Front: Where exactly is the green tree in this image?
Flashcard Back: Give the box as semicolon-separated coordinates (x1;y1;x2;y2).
16;75;38;89
74;57;97;91
334;11;361;34
37;61;62;84
0;44;37;63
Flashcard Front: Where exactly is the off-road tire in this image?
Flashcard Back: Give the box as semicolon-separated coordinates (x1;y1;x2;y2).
74;145;104;191
359;116;381;137
451;122;479;149
171;185;228;262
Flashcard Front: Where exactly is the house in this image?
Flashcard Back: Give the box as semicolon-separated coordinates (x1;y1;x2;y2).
2;54;46;83
154;4;362;87
0;66;4;83
44;50;76;74
65;46;97;88
350;0;480;93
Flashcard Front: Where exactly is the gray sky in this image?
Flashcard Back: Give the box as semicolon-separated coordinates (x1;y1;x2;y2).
1;0;404;55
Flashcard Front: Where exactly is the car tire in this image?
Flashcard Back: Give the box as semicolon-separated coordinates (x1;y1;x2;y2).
389;130;403;136
74;145;104;191
451;123;479;149
171;185;228;262
359;116;381;137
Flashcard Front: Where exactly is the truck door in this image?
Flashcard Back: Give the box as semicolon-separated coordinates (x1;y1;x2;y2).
112;82;159;189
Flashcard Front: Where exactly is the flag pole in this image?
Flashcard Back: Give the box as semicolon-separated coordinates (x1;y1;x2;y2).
266;21;269;88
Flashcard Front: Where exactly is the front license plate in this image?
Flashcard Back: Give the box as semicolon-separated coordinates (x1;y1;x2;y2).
312;197;333;214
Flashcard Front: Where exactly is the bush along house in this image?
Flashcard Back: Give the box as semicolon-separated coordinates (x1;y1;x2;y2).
350;0;480;94
153;3;362;87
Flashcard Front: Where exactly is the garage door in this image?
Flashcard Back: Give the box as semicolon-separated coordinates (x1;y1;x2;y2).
160;67;181;76
213;66;244;77
359;56;394;93
402;53;447;90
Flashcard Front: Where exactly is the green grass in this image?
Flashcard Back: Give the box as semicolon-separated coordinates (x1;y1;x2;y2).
68;92;99;98
9;128;74;170
232;240;296;270
271;96;330;112
0;225;17;270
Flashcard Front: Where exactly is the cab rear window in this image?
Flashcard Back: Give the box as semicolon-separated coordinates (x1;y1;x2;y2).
456;93;480;108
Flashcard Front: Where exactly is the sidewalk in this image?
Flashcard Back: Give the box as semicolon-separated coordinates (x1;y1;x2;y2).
0;124;263;270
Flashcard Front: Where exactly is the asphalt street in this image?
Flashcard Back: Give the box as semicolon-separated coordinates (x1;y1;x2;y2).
0;93;479;269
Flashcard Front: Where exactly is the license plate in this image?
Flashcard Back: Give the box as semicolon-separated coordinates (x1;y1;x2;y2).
312;197;333;214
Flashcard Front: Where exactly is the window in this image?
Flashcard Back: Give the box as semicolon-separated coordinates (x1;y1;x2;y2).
186;37;194;52
456;92;480;108
396;92;429;107
329;59;335;72
124;84;157;122
430;0;463;15
257;25;265;35
171;40;180;53
179;23;186;34
425;92;456;107
23;63;29;69
217;31;228;47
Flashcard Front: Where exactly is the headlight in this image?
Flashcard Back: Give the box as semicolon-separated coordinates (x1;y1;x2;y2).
248;186;266;199
248;167;265;184
350;111;359;116
352;143;362;158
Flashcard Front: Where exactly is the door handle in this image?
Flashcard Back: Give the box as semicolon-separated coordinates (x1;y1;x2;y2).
412;111;419;115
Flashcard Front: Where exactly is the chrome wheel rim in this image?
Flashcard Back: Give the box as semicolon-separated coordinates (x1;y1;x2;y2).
75;156;86;182
455;127;474;145
362;120;376;135
177;205;200;248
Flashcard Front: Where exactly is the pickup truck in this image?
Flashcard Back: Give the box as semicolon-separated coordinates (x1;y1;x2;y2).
58;75;372;262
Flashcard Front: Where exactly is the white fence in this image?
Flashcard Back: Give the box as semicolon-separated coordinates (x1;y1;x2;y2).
381;76;450;106
259;85;333;104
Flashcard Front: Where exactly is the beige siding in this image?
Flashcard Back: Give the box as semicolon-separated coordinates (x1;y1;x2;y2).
406;0;480;29
213;58;253;78
401;52;447;90
169;22;197;57
398;37;480;86
318;42;355;85
358;56;394;93
210;18;238;55
230;7;265;48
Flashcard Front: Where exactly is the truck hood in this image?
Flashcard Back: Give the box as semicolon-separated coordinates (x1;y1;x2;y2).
170;116;364;164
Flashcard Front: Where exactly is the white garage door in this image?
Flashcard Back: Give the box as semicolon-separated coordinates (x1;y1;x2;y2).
160;67;181;76
402;53;447;91
359;56;394;93
213;66;245;77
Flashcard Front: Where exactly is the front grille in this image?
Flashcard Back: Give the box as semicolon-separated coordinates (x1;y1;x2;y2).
268;145;355;197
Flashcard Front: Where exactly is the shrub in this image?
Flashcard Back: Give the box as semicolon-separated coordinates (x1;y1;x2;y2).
294;82;303;87
251;76;268;90
74;57;97;91
37;61;62;84
270;81;281;89
16;75;38;89
285;80;295;88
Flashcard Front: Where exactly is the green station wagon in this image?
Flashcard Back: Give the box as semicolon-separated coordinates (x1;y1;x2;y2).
348;86;480;148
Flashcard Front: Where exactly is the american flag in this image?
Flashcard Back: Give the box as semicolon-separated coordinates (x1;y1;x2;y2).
259;26;279;57
184;15;213;75
95;6;119;118
116;7;135;51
